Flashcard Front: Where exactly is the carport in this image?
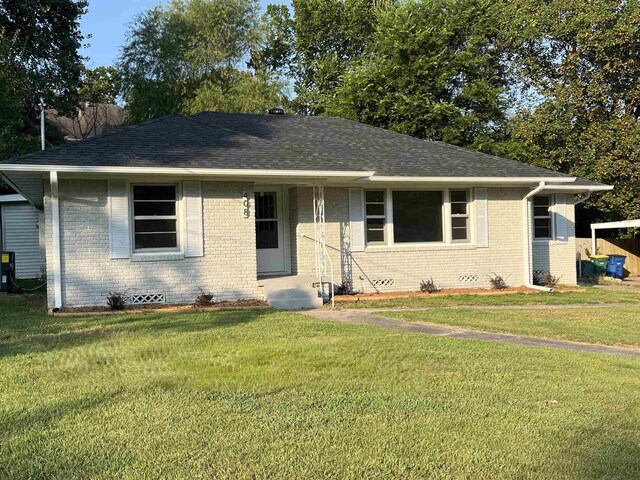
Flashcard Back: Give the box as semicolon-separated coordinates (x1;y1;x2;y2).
591;219;640;253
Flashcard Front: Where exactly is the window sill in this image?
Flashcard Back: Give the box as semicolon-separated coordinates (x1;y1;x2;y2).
130;252;185;262
364;243;476;253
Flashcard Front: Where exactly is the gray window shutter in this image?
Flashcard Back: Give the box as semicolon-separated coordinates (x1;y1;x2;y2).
183;181;204;257
108;180;130;259
474;188;489;248
348;188;365;252
555;194;568;243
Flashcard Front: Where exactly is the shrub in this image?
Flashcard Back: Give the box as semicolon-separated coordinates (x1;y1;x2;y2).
419;278;440;293
541;273;561;288
106;292;128;310
194;291;216;307
532;271;544;286
334;281;353;296
489;273;508;290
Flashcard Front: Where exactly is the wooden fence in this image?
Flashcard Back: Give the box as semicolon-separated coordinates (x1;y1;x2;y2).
576;237;640;276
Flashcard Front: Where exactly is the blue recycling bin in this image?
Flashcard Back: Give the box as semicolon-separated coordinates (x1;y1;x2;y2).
606;255;626;279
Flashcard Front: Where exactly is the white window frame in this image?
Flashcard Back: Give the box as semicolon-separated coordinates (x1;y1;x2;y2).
130;182;182;254
533;194;554;241
364;188;472;248
365;189;387;244
450;189;471;243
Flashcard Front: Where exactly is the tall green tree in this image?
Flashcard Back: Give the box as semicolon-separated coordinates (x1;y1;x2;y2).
118;0;286;122
501;0;640;222
78;66;121;104
0;0;87;159
259;0;378;114
323;0;510;148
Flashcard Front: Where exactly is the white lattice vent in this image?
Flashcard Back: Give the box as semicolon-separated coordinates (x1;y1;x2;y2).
533;269;547;278
458;274;480;283
372;278;395;287
130;293;166;305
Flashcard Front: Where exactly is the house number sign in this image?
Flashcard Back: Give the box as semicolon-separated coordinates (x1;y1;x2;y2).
243;191;250;218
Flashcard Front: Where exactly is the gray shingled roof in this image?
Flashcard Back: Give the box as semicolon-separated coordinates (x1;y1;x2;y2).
0;111;602;184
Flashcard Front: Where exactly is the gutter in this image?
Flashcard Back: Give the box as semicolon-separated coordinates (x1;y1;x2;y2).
0;164;376;179
522;182;553;292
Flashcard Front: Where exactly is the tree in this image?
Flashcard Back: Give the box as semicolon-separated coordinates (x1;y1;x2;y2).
323;0;510;149
78;66;121;104
47;66;126;140
258;0;378;114
0;0;87;159
118;0;285;122
501;0;640;223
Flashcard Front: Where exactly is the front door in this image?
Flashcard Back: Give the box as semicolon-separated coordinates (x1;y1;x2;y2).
255;186;286;274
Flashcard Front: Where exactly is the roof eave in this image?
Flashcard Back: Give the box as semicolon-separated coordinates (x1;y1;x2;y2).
0;164;375;181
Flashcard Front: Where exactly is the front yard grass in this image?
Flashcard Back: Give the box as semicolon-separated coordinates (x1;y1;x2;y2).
1;291;640;479
335;288;640;309
381;305;640;348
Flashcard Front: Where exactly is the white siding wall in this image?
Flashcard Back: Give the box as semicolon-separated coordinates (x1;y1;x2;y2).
1;202;45;278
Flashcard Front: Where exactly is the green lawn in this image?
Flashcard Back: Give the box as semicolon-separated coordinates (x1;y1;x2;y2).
1;292;640;479
381;305;640;348
335;288;640;309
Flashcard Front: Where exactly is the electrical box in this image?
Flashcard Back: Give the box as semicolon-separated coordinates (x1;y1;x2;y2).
1;251;15;292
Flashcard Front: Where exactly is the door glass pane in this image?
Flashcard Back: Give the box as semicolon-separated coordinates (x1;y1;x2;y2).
255;192;276;220
256;220;279;249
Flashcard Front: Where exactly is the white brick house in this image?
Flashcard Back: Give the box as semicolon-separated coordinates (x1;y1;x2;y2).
0;112;611;310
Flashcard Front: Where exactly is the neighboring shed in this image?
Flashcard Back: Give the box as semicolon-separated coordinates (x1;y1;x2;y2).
0;194;45;279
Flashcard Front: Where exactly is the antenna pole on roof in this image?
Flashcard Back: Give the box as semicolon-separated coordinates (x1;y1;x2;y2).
36;91;46;150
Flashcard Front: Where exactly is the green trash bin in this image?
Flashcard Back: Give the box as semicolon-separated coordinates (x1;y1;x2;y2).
590;255;609;276
580;260;595;277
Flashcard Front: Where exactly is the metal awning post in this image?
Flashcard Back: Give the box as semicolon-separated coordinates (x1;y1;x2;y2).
591;227;597;256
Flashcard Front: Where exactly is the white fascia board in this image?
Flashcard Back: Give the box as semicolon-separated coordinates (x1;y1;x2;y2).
366;176;577;184
591;219;640;230
0;164;375;179
538;184;614;192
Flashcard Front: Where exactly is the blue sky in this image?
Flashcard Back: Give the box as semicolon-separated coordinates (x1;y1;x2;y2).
80;0;290;68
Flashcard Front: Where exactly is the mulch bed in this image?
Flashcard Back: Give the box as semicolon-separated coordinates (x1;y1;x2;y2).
333;286;585;304
52;299;270;316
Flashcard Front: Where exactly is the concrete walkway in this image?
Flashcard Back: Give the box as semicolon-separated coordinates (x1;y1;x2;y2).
303;309;640;359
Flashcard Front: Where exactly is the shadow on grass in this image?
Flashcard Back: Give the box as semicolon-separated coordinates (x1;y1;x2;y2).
0;388;123;438
0;303;271;359
555;411;640;479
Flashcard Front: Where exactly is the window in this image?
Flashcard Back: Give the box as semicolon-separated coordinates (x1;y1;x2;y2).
450;190;470;241
533;195;552;239
255;192;278;249
392;191;443;243
365;190;386;243
132;184;178;251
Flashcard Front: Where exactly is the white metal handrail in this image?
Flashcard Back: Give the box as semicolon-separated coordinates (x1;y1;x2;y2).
302;233;335;307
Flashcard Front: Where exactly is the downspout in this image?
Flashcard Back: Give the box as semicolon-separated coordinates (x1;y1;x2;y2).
522;181;553;292
50;171;63;312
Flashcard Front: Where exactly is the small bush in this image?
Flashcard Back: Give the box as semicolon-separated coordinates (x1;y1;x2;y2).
419;278;440;293
532;271;544;286
489;273;508;290
194;291;216;307
541;273;561;288
334;281;353;296
106;292;128;310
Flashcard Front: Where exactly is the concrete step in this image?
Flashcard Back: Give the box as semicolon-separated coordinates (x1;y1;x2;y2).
259;275;324;310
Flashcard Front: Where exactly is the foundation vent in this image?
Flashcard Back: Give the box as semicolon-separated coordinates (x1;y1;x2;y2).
458;274;480;283
371;278;395;288
130;293;166;305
